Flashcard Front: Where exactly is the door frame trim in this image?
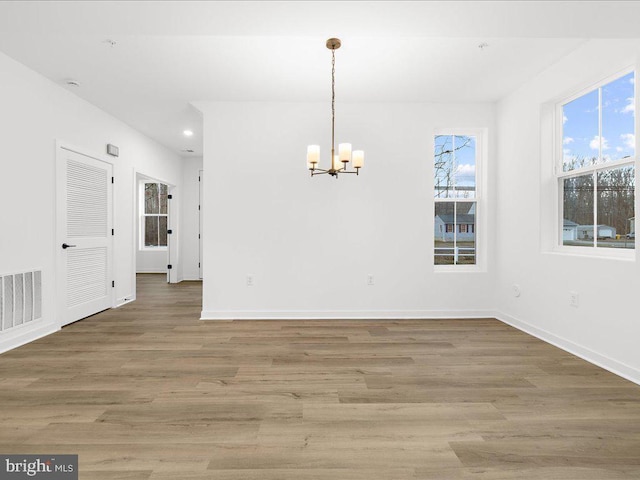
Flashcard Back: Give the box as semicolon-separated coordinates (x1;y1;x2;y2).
133;170;179;287
55;140;116;326
198;169;203;280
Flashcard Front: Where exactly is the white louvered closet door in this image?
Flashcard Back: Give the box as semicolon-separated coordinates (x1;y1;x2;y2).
57;147;113;326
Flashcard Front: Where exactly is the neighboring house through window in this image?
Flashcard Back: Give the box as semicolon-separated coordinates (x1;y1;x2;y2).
558;70;635;252
434;132;482;266
142;182;168;248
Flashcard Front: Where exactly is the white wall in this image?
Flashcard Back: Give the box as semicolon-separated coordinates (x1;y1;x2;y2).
136;251;167;273
197;101;496;319
0;51;183;352
495;40;640;383
180;156;203;281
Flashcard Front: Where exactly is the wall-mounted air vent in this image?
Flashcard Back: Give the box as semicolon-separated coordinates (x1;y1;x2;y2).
0;270;42;332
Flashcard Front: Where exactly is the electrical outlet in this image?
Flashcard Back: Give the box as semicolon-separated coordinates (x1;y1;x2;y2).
513;284;521;297
569;291;579;307
367;274;374;286
246;274;254;287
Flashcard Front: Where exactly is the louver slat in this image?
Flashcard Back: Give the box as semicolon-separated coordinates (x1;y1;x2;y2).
67;159;108;238
67;248;107;308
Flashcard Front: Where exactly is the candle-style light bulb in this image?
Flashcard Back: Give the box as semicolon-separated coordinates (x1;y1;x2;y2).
333;154;341;171
339;143;352;163
352;150;364;169
307;145;320;168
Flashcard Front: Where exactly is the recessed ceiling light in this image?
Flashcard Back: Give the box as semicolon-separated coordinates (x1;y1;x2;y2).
478;42;489;50
104;39;117;48
183;130;194;137
65;80;81;87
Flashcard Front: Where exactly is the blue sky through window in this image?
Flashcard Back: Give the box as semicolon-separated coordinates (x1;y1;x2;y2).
454;135;476;195
563;72;635;171
434;135;476;198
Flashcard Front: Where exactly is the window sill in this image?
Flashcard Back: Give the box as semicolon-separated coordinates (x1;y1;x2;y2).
546;246;635;262
434;265;486;273
139;247;168;252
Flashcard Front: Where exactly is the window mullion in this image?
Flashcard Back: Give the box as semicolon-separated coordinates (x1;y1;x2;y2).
595;86;602;248
453;202;458;264
598;86;603;166
593;171;598;248
452;135;457;264
157;185;162;247
557;158;635;179
452;135;457;199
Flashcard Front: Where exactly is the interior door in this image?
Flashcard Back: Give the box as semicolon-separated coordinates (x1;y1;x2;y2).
57;146;113;326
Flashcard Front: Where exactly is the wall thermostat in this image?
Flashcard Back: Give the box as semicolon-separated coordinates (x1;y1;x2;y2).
107;144;119;157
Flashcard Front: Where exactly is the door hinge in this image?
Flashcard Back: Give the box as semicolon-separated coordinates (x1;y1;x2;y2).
112;280;115;288
167;264;173;270
198;262;201;268
167;194;173;200
198;176;201;181
112;228;114;236
198;205;200;210
167;229;173;235
111;177;114;184
198;234;201;239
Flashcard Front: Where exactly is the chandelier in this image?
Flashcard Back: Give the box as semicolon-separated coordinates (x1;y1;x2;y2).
306;38;364;177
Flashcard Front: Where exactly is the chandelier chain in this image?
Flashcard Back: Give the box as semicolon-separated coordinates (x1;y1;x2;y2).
331;48;335;154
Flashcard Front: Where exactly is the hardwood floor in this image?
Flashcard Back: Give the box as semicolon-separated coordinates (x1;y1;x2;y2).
1;273;640;479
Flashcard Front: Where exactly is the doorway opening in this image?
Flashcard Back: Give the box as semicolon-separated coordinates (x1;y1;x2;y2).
135;173;176;284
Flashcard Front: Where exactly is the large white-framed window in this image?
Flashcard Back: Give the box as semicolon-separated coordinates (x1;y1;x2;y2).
434;130;484;269
556;69;636;257
141;182;168;249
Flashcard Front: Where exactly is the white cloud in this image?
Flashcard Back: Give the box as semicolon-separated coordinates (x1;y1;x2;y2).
616;146;624;152
563;114;568;124
630;77;635;85
621;133;635;149
621;97;635;115
563;137;574;145
589;135;609;151
456;164;475;176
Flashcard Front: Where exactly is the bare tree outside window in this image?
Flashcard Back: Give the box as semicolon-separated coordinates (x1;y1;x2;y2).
143;183;168;247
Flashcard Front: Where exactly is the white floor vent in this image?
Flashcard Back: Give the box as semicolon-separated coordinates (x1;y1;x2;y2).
1;270;42;332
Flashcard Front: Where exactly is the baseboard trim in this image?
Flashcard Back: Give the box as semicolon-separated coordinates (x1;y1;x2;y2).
494;311;640;386
115;295;136;308
0;320;59;354
200;310;496;321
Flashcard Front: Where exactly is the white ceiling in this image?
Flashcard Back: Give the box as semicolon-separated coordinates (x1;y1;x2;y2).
1;1;639;157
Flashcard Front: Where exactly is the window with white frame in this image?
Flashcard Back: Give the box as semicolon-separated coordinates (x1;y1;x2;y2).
142;182;168;248
434;133;480;266
558;70;635;251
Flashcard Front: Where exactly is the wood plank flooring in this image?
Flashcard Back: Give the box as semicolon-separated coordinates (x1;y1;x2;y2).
1;273;640;479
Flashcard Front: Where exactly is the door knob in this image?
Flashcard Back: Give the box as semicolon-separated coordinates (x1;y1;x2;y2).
62;243;77;249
